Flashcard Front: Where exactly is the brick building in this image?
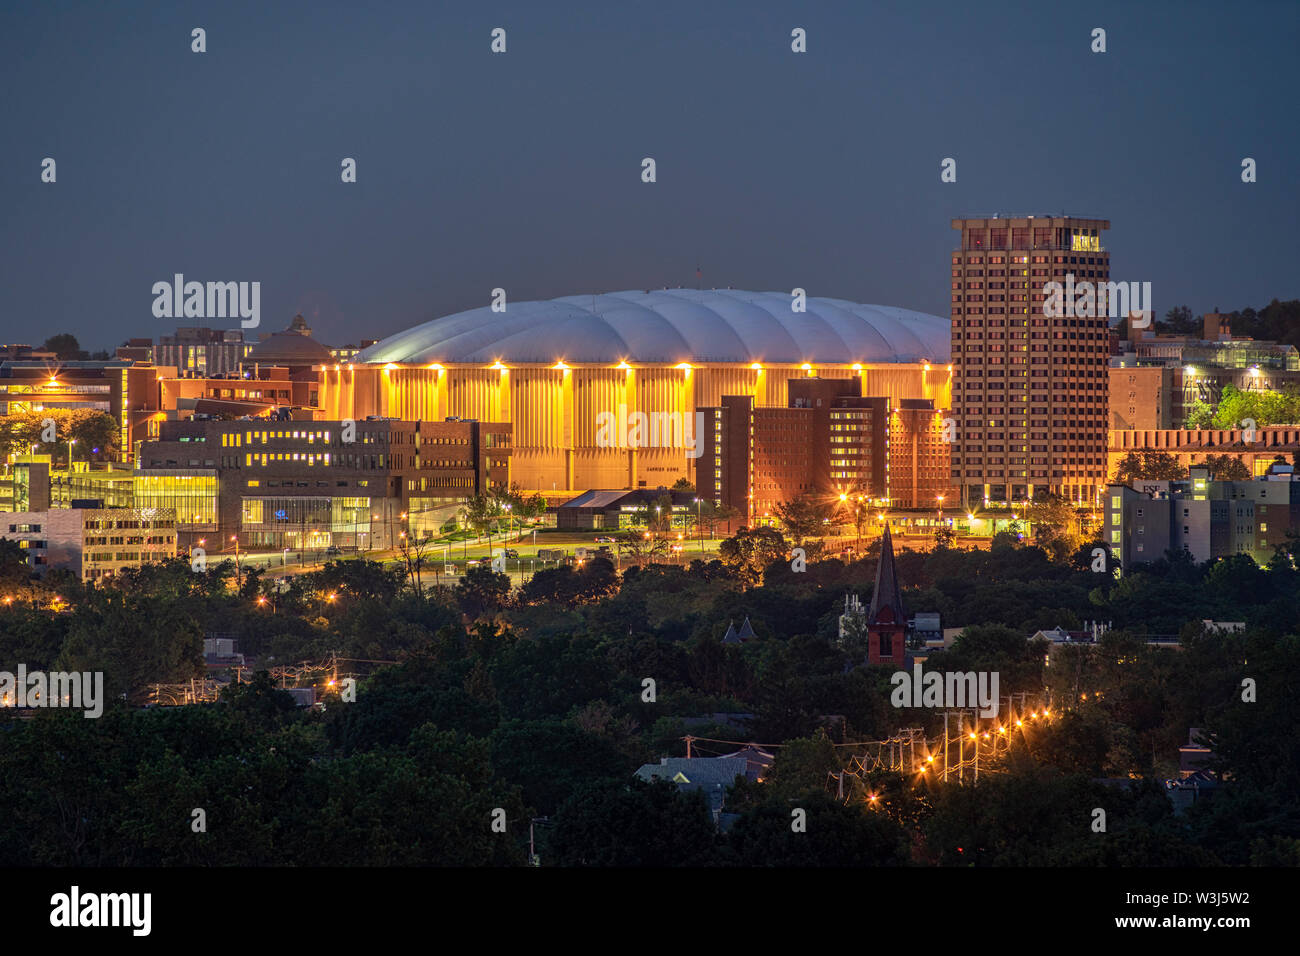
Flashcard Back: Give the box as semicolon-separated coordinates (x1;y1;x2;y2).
0;507;177;582
697;377;951;523
950;216;1112;506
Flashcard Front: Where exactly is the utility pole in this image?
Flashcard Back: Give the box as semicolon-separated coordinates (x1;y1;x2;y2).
943;712;949;783
958;712;964;783
684;734;693;759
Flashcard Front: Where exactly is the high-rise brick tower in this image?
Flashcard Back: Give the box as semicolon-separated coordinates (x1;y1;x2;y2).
950;216;1111;508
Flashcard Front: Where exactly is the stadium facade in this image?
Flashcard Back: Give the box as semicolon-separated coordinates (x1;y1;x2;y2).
320;289;952;494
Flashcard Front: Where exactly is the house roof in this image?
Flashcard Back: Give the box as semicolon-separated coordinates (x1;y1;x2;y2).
635;757;749;790
721;745;775;781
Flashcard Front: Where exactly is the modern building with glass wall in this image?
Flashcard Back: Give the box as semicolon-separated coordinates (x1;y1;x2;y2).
135;417;511;553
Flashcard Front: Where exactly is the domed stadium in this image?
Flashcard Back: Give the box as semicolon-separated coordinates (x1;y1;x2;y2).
357;289;949;366
320;290;952;493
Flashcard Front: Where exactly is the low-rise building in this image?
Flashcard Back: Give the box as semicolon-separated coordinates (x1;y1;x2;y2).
1105;466;1300;569
1108;425;1300;480
136;416;511;551
0;507;177;581
555;487;698;531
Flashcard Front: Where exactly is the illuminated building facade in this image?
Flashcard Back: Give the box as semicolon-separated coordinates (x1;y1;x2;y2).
1106;465;1300;570
158;366;317;423
0;361;166;460
1112;312;1300;430
325;290;951;495
1108;426;1300;480
950;216;1111;506
0;507;177;582
136;417;510;550
155;327;252;376
697;377;952;523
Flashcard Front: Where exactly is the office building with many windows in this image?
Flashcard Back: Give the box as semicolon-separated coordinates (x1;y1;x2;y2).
135;417;511;552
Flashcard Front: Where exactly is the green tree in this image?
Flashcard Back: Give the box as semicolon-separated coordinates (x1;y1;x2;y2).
718;526;789;587
1113;450;1186;483
42;333;86;359
0;410;119;462
1184;398;1215;429
490;719;631;816
772;494;832;545
1199;454;1251;481
1028;494;1084;563
1157;305;1198;335
721;793;910;866
454;564;511;619
549;778;718;866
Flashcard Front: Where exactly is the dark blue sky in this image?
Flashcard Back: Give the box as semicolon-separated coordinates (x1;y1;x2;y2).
2;0;1297;351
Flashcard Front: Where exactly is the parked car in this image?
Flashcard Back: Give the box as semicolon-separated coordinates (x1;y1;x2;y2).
325;545;342;556
595;536;615;544
503;548;519;558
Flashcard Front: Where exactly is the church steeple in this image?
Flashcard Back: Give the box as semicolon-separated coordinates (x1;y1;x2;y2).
866;522;906;665
868;522;904;626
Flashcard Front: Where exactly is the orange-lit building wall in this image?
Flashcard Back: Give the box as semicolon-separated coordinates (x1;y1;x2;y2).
318;361;946;493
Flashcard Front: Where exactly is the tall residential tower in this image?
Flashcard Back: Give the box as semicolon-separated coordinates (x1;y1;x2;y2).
950;216;1111;507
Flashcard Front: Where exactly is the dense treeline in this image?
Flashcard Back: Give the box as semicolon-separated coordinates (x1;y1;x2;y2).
1;530;1297;865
